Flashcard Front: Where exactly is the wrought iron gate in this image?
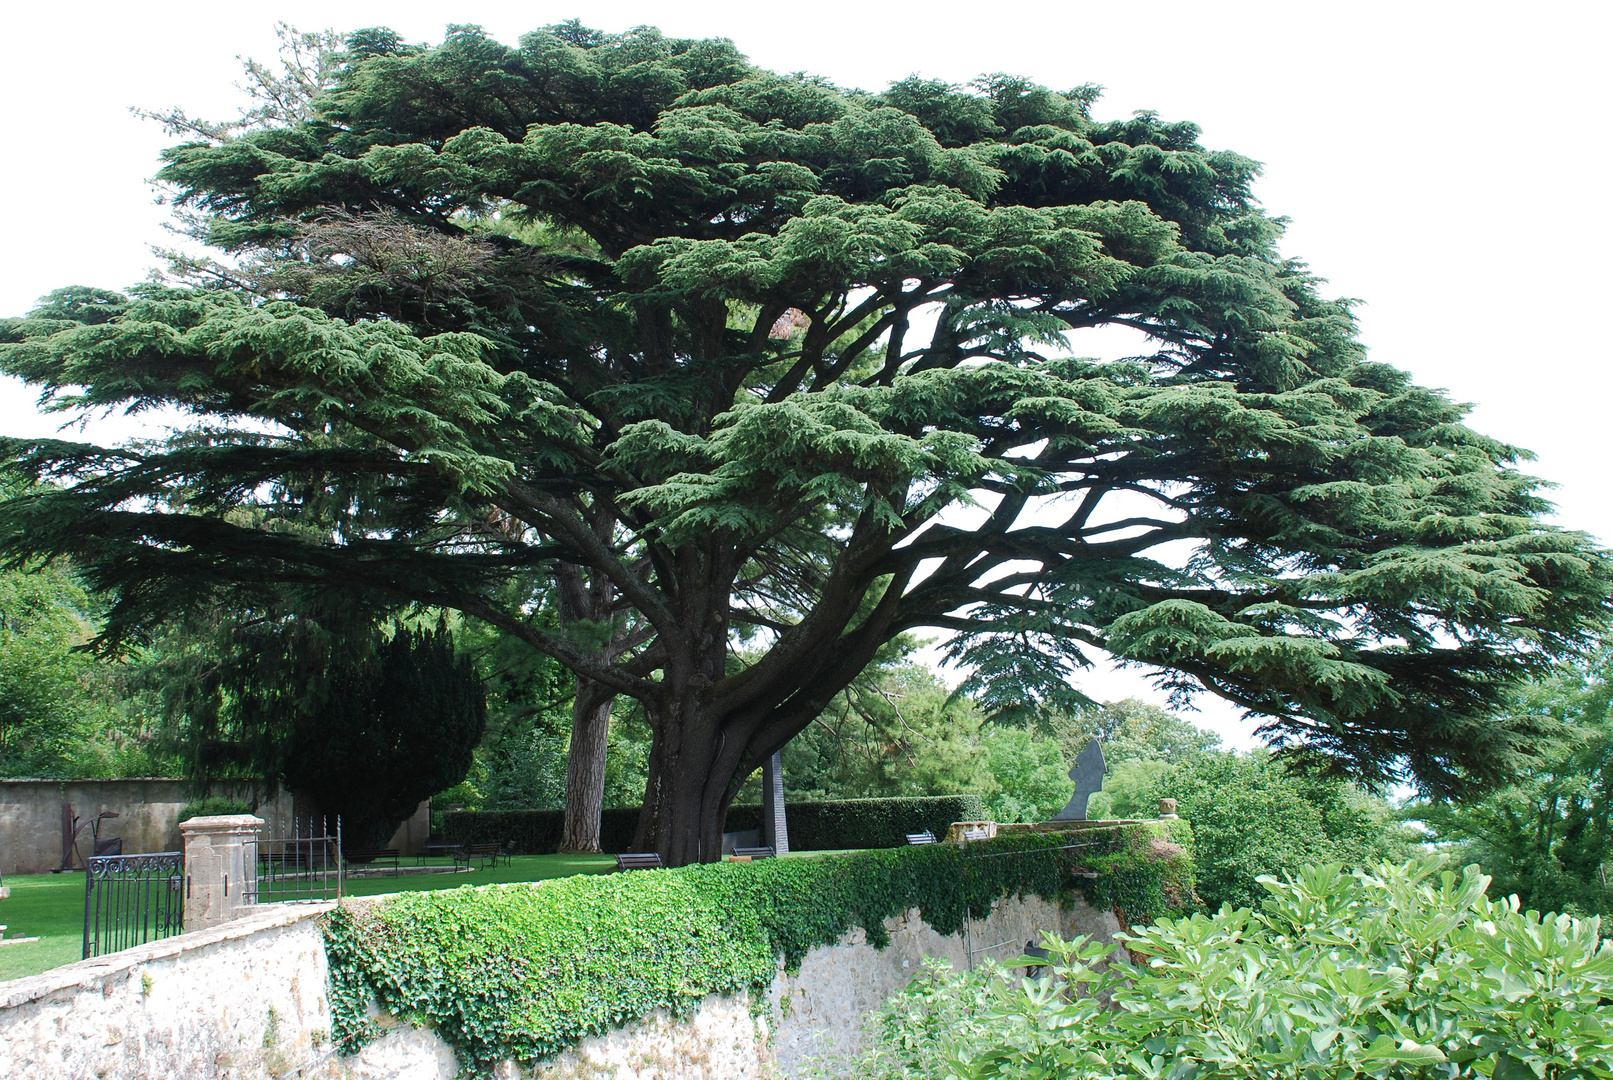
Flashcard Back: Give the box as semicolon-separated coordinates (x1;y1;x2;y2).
247;816;343;904
82;852;184;959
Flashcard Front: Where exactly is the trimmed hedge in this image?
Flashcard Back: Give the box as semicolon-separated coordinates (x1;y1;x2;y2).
176;797;253;822
443;794;984;854
323;821;1194;1076
781;795;984;850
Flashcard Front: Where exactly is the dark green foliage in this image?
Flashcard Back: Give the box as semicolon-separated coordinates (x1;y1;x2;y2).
175;797;252;822
161;609;488;848
444;805;683;854
285;624;486;848
781;794;987;849
423;597;577;814
322;824;1193;1075
2;22;1607;860
1081;818;1197;925
445;794;985;853
1410;645;1613;916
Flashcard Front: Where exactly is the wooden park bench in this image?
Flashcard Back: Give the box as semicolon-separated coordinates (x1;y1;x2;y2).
612;852;664;871
960;828;991;842
455;843;510;870
731;846;774;860
342;848;401;875
906;830;937;845
419;841;464;865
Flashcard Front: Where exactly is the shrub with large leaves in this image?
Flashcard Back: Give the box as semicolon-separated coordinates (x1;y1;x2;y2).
853;858;1613;1080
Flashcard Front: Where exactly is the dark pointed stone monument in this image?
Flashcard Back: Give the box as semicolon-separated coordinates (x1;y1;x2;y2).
1052;739;1106;821
761;751;789;854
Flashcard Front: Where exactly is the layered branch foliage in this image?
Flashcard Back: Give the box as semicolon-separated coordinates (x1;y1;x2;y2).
0;22;1607;800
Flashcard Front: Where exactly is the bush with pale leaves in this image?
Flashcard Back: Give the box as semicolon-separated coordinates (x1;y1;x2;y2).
851;858;1613;1080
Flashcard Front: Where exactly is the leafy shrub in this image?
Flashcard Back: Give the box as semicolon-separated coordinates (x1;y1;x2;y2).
176;797;253;822
978;727;1071;823
444;794;985;853
852;857;1613;1080
1124;750;1416;910
322;823;1193;1076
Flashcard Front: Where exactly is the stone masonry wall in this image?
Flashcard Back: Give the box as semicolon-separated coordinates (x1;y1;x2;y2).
338;891;1118;1080
0;903;336;1080
0;891;1118;1079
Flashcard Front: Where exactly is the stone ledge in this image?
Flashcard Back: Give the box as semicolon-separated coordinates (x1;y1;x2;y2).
991;819;1150;836
0;900;334;1009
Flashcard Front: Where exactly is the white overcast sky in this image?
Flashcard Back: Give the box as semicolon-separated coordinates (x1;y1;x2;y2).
1;1;1607;751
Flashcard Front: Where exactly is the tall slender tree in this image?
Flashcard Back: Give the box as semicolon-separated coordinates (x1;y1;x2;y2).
2;24;1607;863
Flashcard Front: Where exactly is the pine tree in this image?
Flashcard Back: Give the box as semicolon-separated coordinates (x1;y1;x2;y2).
2;24;1607;863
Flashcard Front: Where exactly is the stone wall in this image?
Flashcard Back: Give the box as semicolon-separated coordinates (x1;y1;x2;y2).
341;891;1117;1078
767;894;1114;1072
0;779;284;877
0;890;1117;1078
0;781;431;876
0;903;336;1079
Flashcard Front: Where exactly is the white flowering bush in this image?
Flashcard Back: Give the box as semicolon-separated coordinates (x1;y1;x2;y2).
851;858;1613;1080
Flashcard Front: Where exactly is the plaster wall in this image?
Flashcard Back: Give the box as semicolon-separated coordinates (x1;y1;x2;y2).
0;782;431;876
0;779;286;877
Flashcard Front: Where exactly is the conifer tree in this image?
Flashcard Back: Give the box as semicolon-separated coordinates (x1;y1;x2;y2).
173;610;486;848
2;23;1607;863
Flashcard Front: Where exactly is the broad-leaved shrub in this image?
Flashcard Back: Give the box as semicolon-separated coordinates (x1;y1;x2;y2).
853;857;1613;1080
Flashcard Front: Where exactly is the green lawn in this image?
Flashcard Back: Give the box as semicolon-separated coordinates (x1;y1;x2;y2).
0;849;853;985
0;873;90;983
0;853;615;984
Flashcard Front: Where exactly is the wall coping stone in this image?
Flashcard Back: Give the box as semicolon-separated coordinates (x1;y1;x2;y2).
0;901;334;1009
178;812;264;835
0;777;198;784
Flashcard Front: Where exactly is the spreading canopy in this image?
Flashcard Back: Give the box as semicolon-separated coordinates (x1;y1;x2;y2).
1;24;1607;857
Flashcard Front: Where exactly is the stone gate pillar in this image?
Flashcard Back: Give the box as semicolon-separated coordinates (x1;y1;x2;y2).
180;814;263;931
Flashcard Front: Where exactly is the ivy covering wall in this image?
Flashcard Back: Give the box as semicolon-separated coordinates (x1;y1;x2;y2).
443;794;986;854
322;822;1193;1077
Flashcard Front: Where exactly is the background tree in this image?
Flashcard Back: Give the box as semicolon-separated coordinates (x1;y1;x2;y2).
0;560;168;778
1409;645;1613;916
282;621;486;847
2;24;1607;863
160;604;486;847
1059;698;1222;767
781;644;1071;821
1057;700;1414;908
1128;751;1417;909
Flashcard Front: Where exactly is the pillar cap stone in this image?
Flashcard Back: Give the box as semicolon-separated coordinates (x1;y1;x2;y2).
178;814;264;835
